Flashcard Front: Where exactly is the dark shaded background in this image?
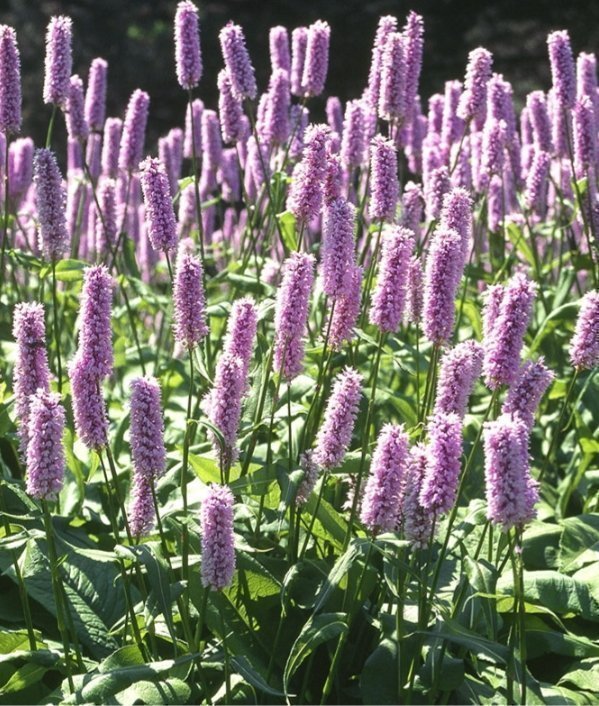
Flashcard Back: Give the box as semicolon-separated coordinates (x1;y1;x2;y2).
2;0;598;151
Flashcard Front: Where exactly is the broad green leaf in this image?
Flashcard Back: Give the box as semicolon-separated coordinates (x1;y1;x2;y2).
497;569;599;622
360;638;398;705
283;612;347;694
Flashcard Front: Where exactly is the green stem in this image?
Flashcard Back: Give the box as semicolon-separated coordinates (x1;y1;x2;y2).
343;331;385;551
539;369;579;484
51;259;63;393
181;350;194;588
0;489;36;650
0;136;10;294
41;500;76;691
45;104;57;148
220;605;232;704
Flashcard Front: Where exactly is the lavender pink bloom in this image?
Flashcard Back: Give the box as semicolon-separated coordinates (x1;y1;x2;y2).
341;99;366;168
326;96;343;135
369;135;399;222
301;20;330;97
101;118;121;178
77;265;114;378
547;30;576;110
25;391;65;500
223;297;258;378
366;16;397;109
175;0;202;90
84;57;108;132
419;412;462;514
570;290;599;370
139;156;178;252
274;253;315;380
264;69;291;145
361;424;409;533
8;137;33;200
12;303;51;458
65;74;89;141
329;264;362;350
69;354;109;449
129;473;155;537
313;367;362;470
95;177;117;254
425;165;450;222
118;89;150;172
402;11;424;116
184;98;203;158
440;187;473;262
269;26;291;73
484;415;538;530
201;484;236;590
527;91;553;154
206;353;245;469
130;377;167;481
290;27;308;96
573;95;597;176
33;148;69;261
43;16;72;106
483;273;536;389
524;149;551;213
0;25;22;134
287;124;329;224
406;255;424;324
173;252;208;349
457;47;493;130
322;197;356;298
219;22;256;101
435;341;483;419
217;69;245;144
503;357;554;430
379;32;406;121
370;226;414;333
201;109;222;171
402;444;434;547
422;227;464;344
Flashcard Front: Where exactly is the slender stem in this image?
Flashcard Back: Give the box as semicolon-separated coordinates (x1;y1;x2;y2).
344;331;385;551
0;490;36;650
41;501;75;691
98;452;148;658
0;136;10;294
320;541;375;703
187;89;206;264
359;221;384;328
516;528;527;705
45;104;57;148
181;350;194;587
539;369;579;484
299;472;328;560
51;259;63;393
220;605;232;704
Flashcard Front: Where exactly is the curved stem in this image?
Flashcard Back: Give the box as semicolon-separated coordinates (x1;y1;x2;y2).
51;259;63;393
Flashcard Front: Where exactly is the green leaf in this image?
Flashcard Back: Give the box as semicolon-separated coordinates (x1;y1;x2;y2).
422;619;509;664
360;638;398;705
277;210;298;253
115;678;191;705
3;536;125;658
53;258;87;282
559;515;599;572
115;544;177;641
497;570;599;622
64;654;198;704
313;540;365;613
283;612;347;694
230;654;286;697
558;658;599;691
0;662;47;695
